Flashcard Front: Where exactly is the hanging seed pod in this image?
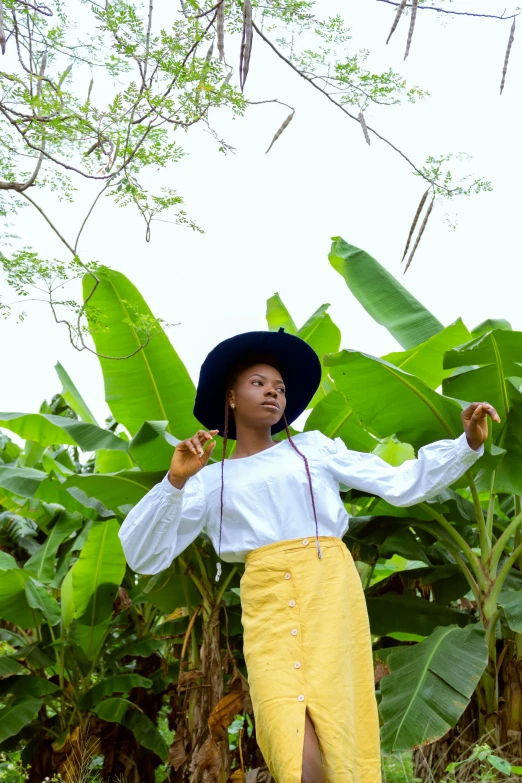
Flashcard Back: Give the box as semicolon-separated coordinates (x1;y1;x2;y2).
401;187;430;262
404;0;418;61
386;0;407;45
500;17;516;95
239;0;253;93
0;0;6;55
217;0;225;62
58;63;73;86
358;112;371;145
87;76;94;103
404;196;435;273
265;110;294;154
37;52;47;97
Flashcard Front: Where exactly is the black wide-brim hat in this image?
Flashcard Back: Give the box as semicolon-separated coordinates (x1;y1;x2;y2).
193;328;322;440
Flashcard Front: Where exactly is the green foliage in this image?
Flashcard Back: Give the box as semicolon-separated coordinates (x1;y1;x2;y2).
0;237;520;777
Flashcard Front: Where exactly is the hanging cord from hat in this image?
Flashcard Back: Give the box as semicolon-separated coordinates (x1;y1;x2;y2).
283;414;323;560
215;395;230;582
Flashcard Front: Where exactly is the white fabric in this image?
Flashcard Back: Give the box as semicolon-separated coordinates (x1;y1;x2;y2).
118;429;483;575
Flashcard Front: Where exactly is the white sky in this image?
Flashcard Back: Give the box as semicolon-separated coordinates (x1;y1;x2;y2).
1;0;521;434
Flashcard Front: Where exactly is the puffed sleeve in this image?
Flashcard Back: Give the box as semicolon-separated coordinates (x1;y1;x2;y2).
314;430;484;507
118;471;207;575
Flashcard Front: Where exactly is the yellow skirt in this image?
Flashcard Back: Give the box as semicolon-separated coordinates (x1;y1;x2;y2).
240;536;381;783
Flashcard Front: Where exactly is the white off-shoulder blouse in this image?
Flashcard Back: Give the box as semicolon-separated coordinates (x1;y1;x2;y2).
118;429;483;575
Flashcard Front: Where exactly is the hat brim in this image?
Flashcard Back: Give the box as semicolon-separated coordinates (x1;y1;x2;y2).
193;330;322;440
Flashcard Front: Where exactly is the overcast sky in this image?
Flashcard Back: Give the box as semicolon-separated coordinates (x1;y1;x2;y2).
2;1;521;436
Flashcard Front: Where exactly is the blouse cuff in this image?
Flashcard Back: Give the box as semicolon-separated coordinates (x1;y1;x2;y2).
455;430;484;459
160;472;186;502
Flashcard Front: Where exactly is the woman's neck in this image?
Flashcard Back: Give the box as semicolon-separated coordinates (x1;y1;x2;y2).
230;424;276;459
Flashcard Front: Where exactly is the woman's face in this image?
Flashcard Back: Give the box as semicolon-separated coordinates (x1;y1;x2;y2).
229;363;287;431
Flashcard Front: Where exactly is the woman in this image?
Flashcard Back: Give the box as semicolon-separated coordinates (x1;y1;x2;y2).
119;328;499;783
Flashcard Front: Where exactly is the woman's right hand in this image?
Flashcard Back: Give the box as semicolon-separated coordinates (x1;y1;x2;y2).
167;429;219;489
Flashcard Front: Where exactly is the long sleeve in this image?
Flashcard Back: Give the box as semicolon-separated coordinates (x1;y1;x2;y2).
316;430;484;507
118;471;207;575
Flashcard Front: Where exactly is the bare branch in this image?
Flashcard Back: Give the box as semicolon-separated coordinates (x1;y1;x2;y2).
500;17;516;94
20;191;76;256
377;0;520;22
252;19;458;194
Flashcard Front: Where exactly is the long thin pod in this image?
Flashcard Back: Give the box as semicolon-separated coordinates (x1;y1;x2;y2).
265;110;294;154
404;196;435;273
358;112;371;145
401;187;430;262
404;0;418;60
239;0;253;92
500;17;516;95
386;0;407;45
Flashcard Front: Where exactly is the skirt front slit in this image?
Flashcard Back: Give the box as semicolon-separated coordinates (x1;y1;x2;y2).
240;536;381;783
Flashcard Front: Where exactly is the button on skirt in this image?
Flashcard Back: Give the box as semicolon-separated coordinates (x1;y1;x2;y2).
240;536;381;783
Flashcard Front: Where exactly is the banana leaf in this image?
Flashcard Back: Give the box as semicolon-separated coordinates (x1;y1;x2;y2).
92;697;168;760
497;590;522;633
83;269;199;439
78;674;153;710
325;350;464;448
379;624;488;752
71;519;126;626
62;471;165;512
0;413;128;452
266;293;297;334
0;696;42;745
382;320;472;390
55;362;98;425
329;237;443;349
367;594;471;637
304;389;376;452
0;466;47;498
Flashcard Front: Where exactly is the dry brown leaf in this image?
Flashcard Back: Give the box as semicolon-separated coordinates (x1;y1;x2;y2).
208;691;246;742
112;586;132;615
404;0;418;60
217;1;225;62
227;663;250;692
193;735;222;782
239;0;253;92
178;669;204;689
401;187;429;262
386;0;407;45
265;110;294;154
169;720;190;771
500;17;516;95
404;196;434;273
374;660;390;685
358;111;371;145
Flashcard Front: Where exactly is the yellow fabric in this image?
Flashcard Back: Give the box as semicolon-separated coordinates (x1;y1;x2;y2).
241;536;381;783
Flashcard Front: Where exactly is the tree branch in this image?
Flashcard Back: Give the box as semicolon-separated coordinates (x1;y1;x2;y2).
252;19;459;195
376;0;520;21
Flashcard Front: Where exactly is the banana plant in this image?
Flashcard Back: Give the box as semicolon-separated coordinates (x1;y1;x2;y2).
326;237;522;770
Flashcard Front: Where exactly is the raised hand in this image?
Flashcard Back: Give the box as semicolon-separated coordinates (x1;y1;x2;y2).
462;402;501;451
168;429;219;489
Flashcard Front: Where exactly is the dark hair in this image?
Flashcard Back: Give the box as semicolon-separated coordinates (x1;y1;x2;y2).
215;358;322;580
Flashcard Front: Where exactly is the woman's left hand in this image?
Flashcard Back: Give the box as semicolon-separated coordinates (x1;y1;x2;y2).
462;402;501;450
